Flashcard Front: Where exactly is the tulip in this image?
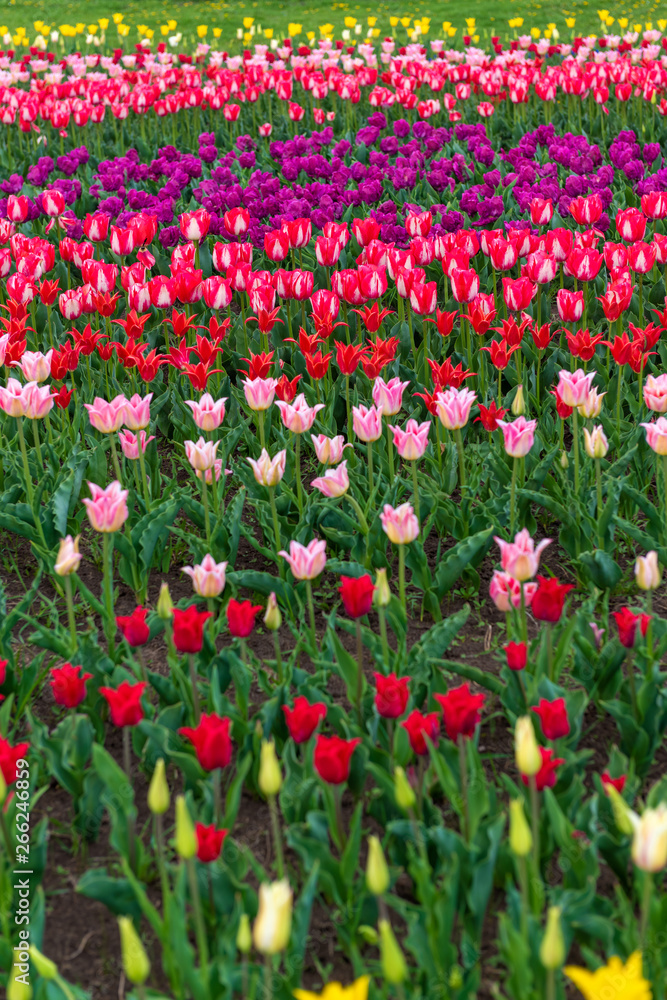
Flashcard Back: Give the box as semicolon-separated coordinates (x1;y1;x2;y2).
641;416;667;455
175;795;197;859
372;376;409;416
182;554;228;598
179;713;232;772
264;593;282;632
394;765;417;812
258;740;282;797
578;387;606;419
100;681;147;727
54;534;81;576
83;481;128;533
635;551;661;591
311;433;349;465
644;373;667;413
253;880;293;955
279;539;326;581
583;425;609;459
495;529;551;583
237;913;253;954
504;641;527;671
532;697;570;740
185;437;219;472
435;387;477;431
243;376;278;412
311;460;350;498
514;716;542;777
118;917;150;986
509;798;532;857
389;419;430;461
226;599;262;639
247;448;286;487
14;350;53;382
378;919;407;985
173;605;213;657
116;607;150;648
148;758;170;815
49;663;92;709
276;394;324;434
496;416;536;458
283;696;327;743
84;395;127;434
629;804;667;873
540;907;565;971
557;289;585;323
196;823;228;863
179;208;211;243
366;835;390;895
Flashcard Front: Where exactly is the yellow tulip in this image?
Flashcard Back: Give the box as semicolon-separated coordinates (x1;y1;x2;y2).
99;18;109;30
253;879;293;954
400;17;411;28
161;25;169;35
243;17;254;28
390;16;399;27
345;17;357;28
264;28;273;39
288;22;302;36
294;977;371;1000
618;18;629;28
565;952;650;1000
213;27;222;38
197;25;208;38
112;13;124;25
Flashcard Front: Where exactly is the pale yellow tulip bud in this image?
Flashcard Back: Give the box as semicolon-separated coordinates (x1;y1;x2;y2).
515;716;542;777
147;758;170;815
539;906;565;970
118;916;151;985
374;568;391;608
394;765;416;812
252;879;293;954
366;835;389;895
511;384;525;416
379;918;407;984
264;592;282;630
174;795;197;859
509;798;532;857
635;551;661;591
258;740;282;797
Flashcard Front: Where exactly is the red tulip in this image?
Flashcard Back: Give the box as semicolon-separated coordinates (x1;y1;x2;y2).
283;696;327;743
502;276;536;311
566;329;603;362
531;697;570;740
601;771;627;794
530;197;553;226
172;605;213;654
628;241;657;274
566;248;603;282
641;191;667;220
223;207;250;237
409;279;437;316
264;229;290;262
374;673;410;719
450;267;479;303
179;713;233;771
616;208;647;243
352;217;381;247
504;641;527;671
520;747;564;791
313;734;361;784
116;606;150;647
402;709;440;755
475;400;508;431
0;735;30;785
50;663;92;708
226;599;262;638
339;575;375;618
434;683;485;743
467;294;495;335
195;823;228;862
613;607;651;649
531;577;575;622
84;212;110;241
569;193;603;226
100;681;147;727
481;339;519;371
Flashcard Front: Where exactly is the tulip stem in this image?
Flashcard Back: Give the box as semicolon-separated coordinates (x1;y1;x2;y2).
268;486;281;554
268;794;285;879
546;969;555;1000
411;461;421;533
398;545;406;613
367;440;374;496
454;428;466;490
109;434;123;484
355;619;364;727
137;442;152;512
662;455;667;546
616;365;623;439
64;574;77;650
520;582;528;647
345;375;353;442
407;304;416;371
213;768;222;826
625;654;639;722
517;855;529;939
16;417;45;546
458;735;470;845
595;457;604;548
31;419;43;470
640;872;653;948
123;726;136;873
379;606;390;667
102;532;116;656
306;579;317;646
258;410;265;450
510;457;518;536
201;473;211;546
572;407;580;493
186;857;209;983
529;775;540;871
386;420;394;485
155;814;170;920
295;433;303;517
189;654;201;724
273;631;284;684
546;624;555;683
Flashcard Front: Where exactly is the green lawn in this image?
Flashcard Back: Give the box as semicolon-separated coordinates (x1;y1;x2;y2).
0;0;664;48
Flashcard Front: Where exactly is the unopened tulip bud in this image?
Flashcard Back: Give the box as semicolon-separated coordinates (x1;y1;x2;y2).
607;785;634;836
515;716;542;777
379;918;407;984
54;534;81;576
511;384;525;416
374;568;391;608
7;960;32;1000
394;765;416;812
253;879;293;954
635;551;661;591
175;795;197;859
157;582;173;620
358;925;379;944
539;906;565;970
237;913;252;954
148;758;170;815
118;916;151;985
0;768;6;806
560;450;569;469
449;966;464;990
583;425;609;459
258;740;282;797
509;798;532;857
630;804;667;872
28;946;57;980
264;592;282;630
366;835;390;895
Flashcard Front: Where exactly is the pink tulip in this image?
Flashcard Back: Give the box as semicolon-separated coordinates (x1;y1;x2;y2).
185;437;220;471
494;529;551;582
179;208;211;243
85;395;128;434
0;378;34;417
372;376;410;416
389;419;431;460
123;393;153;431
279;539;327;580
644;374;667;413
182;554;228;598
352;404;383;443
275;393;325;434
556;369;596;408
118;430;155;459
489;570;537;611
641;417;667;455
311;460;350;497
435;387;477;430
311;434;350;465
247;449;286;486
13;350;53;383
54;534;82;576
496;416;537;458
185;393;228;431
243;377;278;412
0;333;10;367
83;481;129;533
195;460;231;484
23;384;56;419
380;502;419;545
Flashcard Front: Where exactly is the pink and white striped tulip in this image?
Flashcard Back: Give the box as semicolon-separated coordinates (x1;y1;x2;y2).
119;430;155;460
0;378;34;417
489;570;537;611
644;374;667;413
380;502;419;545
13;350;53;382
641;417;667;455
23;383;56;419
247;449;286;487
389;419;431;460
243;377;278;412
182;554;228;598
556;368;596;408
496;416;537;458
185;393;228;431
372;376;410;416
185;437;220;471
311;460;350;497
435;387;477;430
83;481;129;533
494;529;551;582
123;393;153;431
279;539;327;580
84;395;127;434
276;394;325;434
352;404;383;443
311;434;350;465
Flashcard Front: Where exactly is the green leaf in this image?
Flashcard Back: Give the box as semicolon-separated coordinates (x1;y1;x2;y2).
579;550;622;591
408;605;470;671
433;528;494;600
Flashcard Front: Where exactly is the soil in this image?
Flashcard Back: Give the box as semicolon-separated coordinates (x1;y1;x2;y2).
1;489;664;1000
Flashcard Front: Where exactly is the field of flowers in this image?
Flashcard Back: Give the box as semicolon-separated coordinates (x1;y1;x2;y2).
1;15;667;1000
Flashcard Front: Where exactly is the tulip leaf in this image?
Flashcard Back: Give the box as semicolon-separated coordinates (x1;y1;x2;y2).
433;527;494;599
408;605;470;671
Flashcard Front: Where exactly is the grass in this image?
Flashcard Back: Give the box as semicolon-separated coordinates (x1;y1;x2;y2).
0;0;665;49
